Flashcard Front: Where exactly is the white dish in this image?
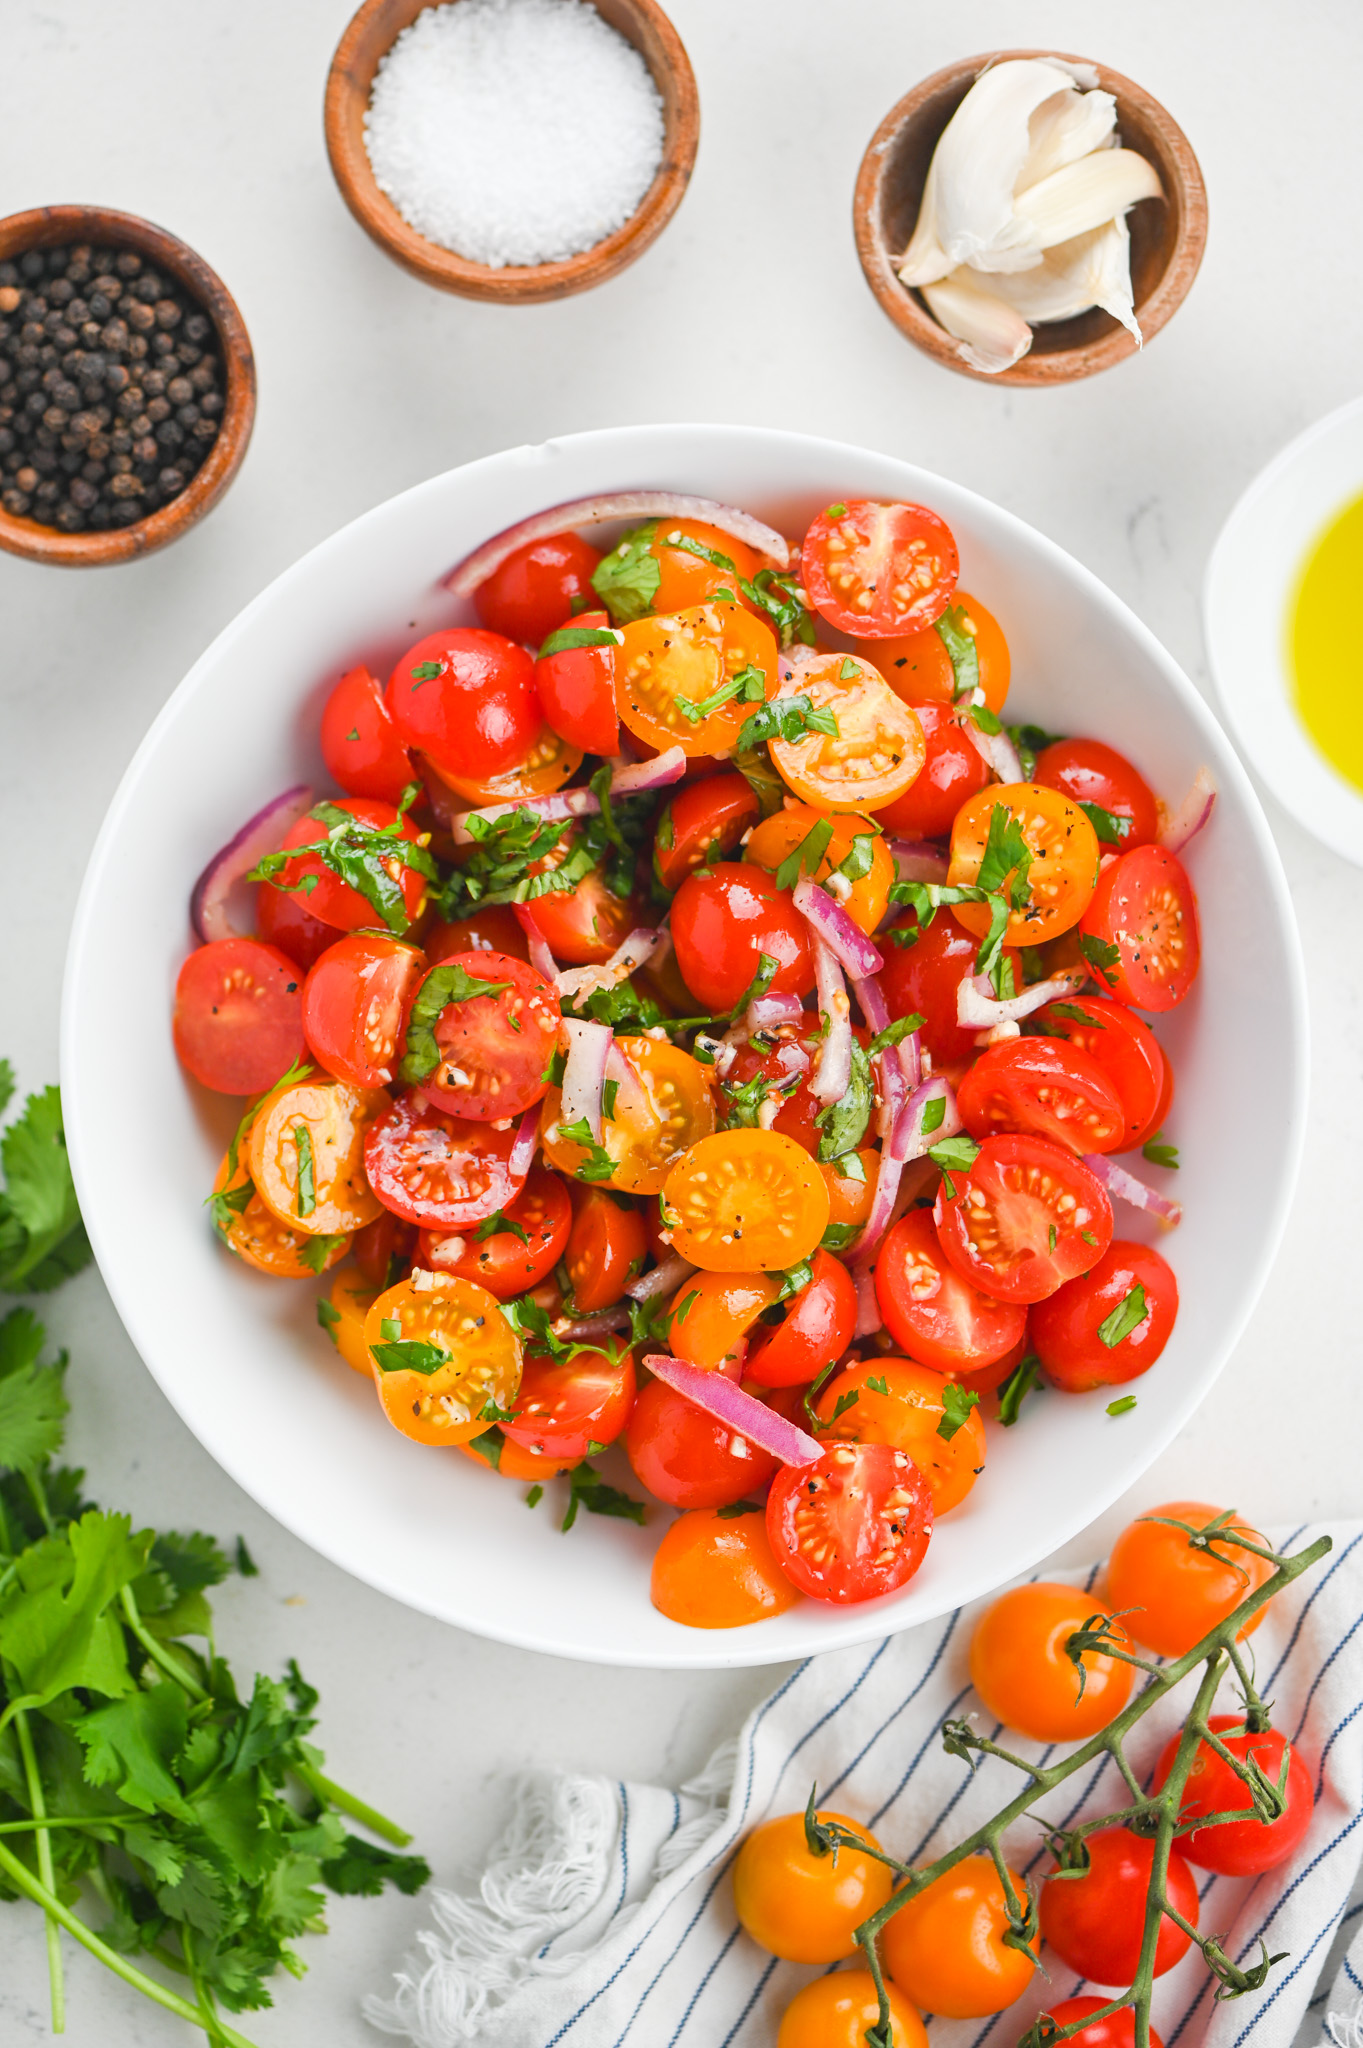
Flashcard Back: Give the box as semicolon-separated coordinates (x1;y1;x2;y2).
62;424;1307;1669
1204;393;1363;866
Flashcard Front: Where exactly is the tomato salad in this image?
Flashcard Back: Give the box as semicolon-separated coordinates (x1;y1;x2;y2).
173;489;1215;1629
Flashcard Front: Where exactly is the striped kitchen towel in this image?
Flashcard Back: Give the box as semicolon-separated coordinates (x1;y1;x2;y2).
365;1523;1363;2048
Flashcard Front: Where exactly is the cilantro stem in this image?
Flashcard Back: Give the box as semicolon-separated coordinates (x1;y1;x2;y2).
293;1760;413;1848
0;1814;139;1835
0;1837;259;2047
14;1707;64;2033
118;1584;209;1699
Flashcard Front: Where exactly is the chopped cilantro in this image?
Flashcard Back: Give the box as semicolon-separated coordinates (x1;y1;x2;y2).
554;1117;617;1184
920;1093;946;1137
293;1125;316;1217
250;800;437;937
525;1483;544;1507
1049;1000;1103;1028
1006;722;1066;780
207;1178;253;1235
976;804;1033;907
399;961;512;1085
370;1337;451;1376
590;522;661;622
934;604;980;701
346;726;359;741
997;1353;1042;1426
839;657;859;680
735;692;839;751
409;660;442;681
1097;1283;1148;1349
815;1038;872;1162
969;702;1002;734
731;951;780;1020
833;1150;866;1182
479;1398;518;1423
602;1077;620;1121
298;1231;348;1275
674;1288;700;1323
775;816;834;893
1080;1230;1098;1247
732;744;787;818
866;1374;889;1396
928;1132;979;1198
561;1462;647;1531
675;663;766;725
1106;1395;1138;1417
819;1221;860;1251
937;1384;980;1441
662;530;736;573
1143;1132;1179;1170
1079;932;1121;988
1079;801;1132;845
316;1297;342;1345
715;1500;764;1518
776;1261;813;1300
825;502;847;518
538;624;621;658
832;830;877;886
738;568;817;648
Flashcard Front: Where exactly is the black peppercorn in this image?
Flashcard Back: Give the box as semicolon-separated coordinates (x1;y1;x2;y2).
114;251;141;277
146;396;170;423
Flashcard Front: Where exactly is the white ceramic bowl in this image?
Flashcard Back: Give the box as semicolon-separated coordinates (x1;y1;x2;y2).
1205;394;1363;866
63;424;1306;1669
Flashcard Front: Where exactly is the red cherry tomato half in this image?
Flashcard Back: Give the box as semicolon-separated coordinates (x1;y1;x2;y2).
419;1167;572;1299
173;939;306;1096
351;1209;417;1290
388;628;540;782
424;903;530;966
473;530;602;645
1042;1998;1164;2048
875;1209;1027;1373
744;1250;858;1387
956;1037;1127;1155
402;951;560;1122
671;863;814;1013
320;664;415;806
1151;1717;1313;1875
654;773;760;894
1029;995;1167;1151
518;839;642;966
503;1343;635;1461
936;1134;1113;1306
534;607;620;755
302;933;427;1091
563;1185;648;1312
802;499;959;639
879;913;1023;1074
363;1090;529;1229
272;797;427;934
1034;738;1160;850
1128;1046;1175;1155
255;878;341;972
766;1442;933;1604
1079;845;1201;1012
1030;1240;1178;1391
625;1377;779;1509
1040;1829;1198;1985
872;701;992;840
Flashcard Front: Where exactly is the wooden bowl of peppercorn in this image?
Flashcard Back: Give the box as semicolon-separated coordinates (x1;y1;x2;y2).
0;205;256;567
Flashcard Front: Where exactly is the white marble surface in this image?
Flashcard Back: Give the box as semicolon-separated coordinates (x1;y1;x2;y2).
2;2;1362;2041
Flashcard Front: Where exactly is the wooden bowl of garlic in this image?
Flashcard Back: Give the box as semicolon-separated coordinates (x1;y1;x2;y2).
854;51;1207;386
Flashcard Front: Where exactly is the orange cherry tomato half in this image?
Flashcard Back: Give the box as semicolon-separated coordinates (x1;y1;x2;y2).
418;1166;572;1300
670;862;815;1013
473;529;602;645
562;1185;648;1311
871;699;993;841
875;1209;1027;1373
948;783;1099;946
533;607;620;755
654;772;760;893
663;1130;830;1272
247;1075;389;1235
320;664;415;806
388;628;540;782
650;1506;801;1628
1034;736;1160;849
1105;1501;1274;1657
210;1145;349;1279
400;951;559;1122
733;1809;893;1962
1039;1828;1198;1985
935;1133;1113;1306
462;1430;580;1482
1030;1240;1178;1391
364;1272;521;1447
743;1249;857;1387
1028;993;1167;1151
766;1441;933;1604
969;1582;1135;1741
616;601;779;757
1079;844;1201;1012
502;1343;635;1461
868;591;1011;713
956;1035;1127;1155
542;1038;715;1196
323;1269;380;1374
881;1854;1036;2019
364;1090;529;1228
815;1356;986;1515
802;499;959;639
645;518;766;614
778;1972;927;2048
174;938;306;1096
302;932;428;1091
744;804;895;934
769;653;925;814
669;1269;781;1372
271;797;428;936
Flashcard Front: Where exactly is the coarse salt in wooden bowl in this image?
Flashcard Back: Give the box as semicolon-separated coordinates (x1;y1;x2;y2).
853;51;1208;387
0;205;255;568
324;0;699;305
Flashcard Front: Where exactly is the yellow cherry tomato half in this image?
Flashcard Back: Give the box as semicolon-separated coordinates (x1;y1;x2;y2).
778;1972;927;2048
745;804;894;935
210;1145;351;1279
616;601;779;757
324;1269;380;1374
868;592;1012;715
650;1506;801;1629
882;1854;1036;2019
948;781;1100;946
969;1582;1135;1741
819;1145;879;1234
668;1269;782;1371
363;1272;521;1447
247;1075;390;1235
540;1037;715;1196
429;721;584;806
734;1809;893;1963
662;1130;830;1271
814;1356;986;1515
769;653;925;813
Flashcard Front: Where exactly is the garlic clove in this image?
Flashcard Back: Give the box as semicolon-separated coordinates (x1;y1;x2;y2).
897;149;951;288
1013;149;1163;252
920;272;1034;375
1021;85;1117;188
977;217;1142;340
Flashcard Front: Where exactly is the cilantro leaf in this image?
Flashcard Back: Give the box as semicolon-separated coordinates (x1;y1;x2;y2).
975;804;1033;908
776;1261;814;1301
0;1509;149;1705
997;1353;1042;1427
537;624;621;658
0;1059;13;1115
1078;801;1131;845
1106;1395;1138;1417
819;1221;860;1251
715;1500;764;1519
316;1297;341;1345
400;961;513;1085
1142;1131;1179;1170
674;662;766;726
738;568;816;649
832;830;877;885
735;693;839;751
73;1681;192;1815
0;1083;92;1294
370;1338;451;1376
438;805;576;919
833;1150;866;1183
561;1462;647;1531
775;817;834;893
868;1013;923;1057
409;660;442;681
815;1037;872;1162
1097;1283;1148;1349
866;1374;889;1396
662;529;736;573
475;1206;530;1244
590;522;661;622
936;1383;980;1442
1079;932;1121;989
321;1833;431;1898
731;951;780;1021
935;604;980;701
1006;722;1066;780
293;1125;316;1218
0;1306;69;1475
250;802;436;937
298;1231;348;1276
553;1116;617;1183
928;1132;979;1199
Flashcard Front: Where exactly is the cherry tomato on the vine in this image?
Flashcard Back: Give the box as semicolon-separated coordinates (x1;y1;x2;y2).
969;1582;1135;1741
802;499;959;638
1039;1828;1198;1985
1151;1716;1313;1875
936;1134;1113;1305
733;1809;893;1962
1041;1998;1164;2048
320;664;415;806
1105;1501;1274;1656
651;1507;801;1629
1030;1240;1178;1391
778;1973;927;2048
766;1441;933;1604
472;530;602;645
881;1854;1036;2018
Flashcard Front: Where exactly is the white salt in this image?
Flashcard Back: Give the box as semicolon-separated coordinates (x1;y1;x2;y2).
364;0;666;269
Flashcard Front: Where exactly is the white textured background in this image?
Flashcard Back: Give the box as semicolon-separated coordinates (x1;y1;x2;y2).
2;2;1360;2041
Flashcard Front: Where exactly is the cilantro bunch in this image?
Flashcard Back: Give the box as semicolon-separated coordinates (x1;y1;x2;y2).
0;1064;91;1294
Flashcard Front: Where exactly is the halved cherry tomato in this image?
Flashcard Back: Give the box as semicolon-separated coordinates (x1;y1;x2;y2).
323;1269;380;1373
428;720;583;807
766;1441;932;1604
1029;994;1167;1150
721;1037;825;1158
270;797;428;935
651;1506;801;1628
400;951;559;1122
248;1074;389;1234
1128;1048;1175;1155
518;837;642;966
670;1270;781;1372
949;784;1099;945
364;1090;529;1227
1151;1717;1313;1875
387;628;540;781
174;938;306;1095
320;664;415;805
655;773;760;893
957;1036;1127;1155
563;1186;647;1311
744;1250;857;1387
875;1209;1027;1372
871;700;992;839
744;804;894;934
1031;1240;1178;1391
868;592;1011;714
364;1272;521;1447
882;1855;1035;2019
802;499;958;638
424;903;531;965
1035;736;1160;849
418;1166;572;1298
255;881;340;972
778;1973;926;2048
819;1146;878;1233
936;1134;1113;1305
664;1130;830;1271
350;1209;416;1289
1079;844;1201;1011
1041;1999;1163;2048
769;653;925;813
210;1144;349;1278
642;518;765;614
534;607;620;754
816;1356;986;1514
1105;1501;1274;1656
878;914;1023;1075
671;863;814;1012
616;602;779;757
1040;1829;1198;1984
502;1342;635;1460
969;1583;1135;1741
734;1809;892;1962
473;530;602;644
625;1377;778;1508
542;1038;715;1195
302;933;428;1091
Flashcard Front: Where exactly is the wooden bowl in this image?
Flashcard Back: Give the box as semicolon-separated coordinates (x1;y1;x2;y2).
853;51;1208;387
0;205;255;567
324;0;699;305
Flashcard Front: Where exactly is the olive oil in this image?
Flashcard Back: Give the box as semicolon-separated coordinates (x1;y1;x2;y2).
1289;491;1363;793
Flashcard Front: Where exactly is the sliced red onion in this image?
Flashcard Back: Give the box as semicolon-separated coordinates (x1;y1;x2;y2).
608;747;687;795
626;1253;696;1303
747;991;807;1035
512;905;560;982
1081;1153;1183;1227
769;1039;811;1084
555;1307;632;1342
794;879;885;979
851;973;890;1036
853;971;920;1106
446;494;790;598
892;1075;962;1164
887;838;951;887
810;938;853;1106
854;1269;882;1339
190;785;314;943
957;969;1086;1030
961;717;1025;785
644;1355;822;1466
605;1040;650;1124
555;926;665;1006
1160;768;1216;854
508;1102;542;1182
560;1019;612;1141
